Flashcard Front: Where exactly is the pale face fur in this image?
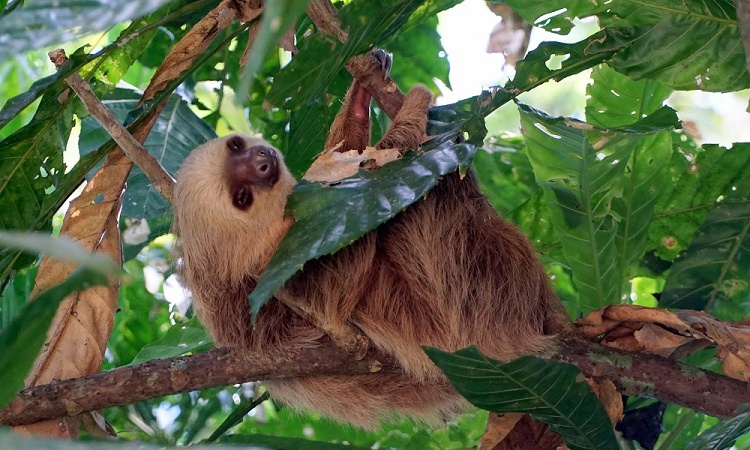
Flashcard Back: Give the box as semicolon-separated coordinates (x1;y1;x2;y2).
174;135;295;283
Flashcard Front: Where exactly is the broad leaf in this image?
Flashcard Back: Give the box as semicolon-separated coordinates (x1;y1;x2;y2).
220;434;371;450
648;143;750;261
506;0;749;92
426;347;620;450
79;88;217;219
661;162;750;315
0;0;171;59
519;102;678;311
0;267;109;410
684;411;750;450
586;65;674;280
249;140;477;315
386;16;450;93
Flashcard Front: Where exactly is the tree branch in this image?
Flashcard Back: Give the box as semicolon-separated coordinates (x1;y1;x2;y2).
3;333;749;426
552;334;746;419
0;342;399;427
49;50;176;204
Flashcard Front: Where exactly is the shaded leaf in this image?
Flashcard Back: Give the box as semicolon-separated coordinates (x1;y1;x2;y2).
249;140;477;315
648;143;750;261
661;174;750;314
425;346;620;450
0;267;108;410
684;411;750;450
220;434;371;449
79;88;217;219
0;0;171;59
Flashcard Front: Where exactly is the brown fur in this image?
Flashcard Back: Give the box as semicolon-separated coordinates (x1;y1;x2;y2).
173;83;569;428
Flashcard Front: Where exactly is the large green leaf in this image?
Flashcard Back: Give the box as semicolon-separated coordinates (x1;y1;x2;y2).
285;98;338;178
79;88;217;219
519;102;679;311
505;0;749;92
0;0;172;59
648;143;750;261
684;412;750;450
425;347;620;450
0;16;159;284
661;172;750;314
266;0;426;109
220;434;371;450
386;16;450;93
586;65;674;280
0;267;109;410
249;139;476;315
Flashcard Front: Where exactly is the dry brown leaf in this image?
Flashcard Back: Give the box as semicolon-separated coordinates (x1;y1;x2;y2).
485;3;531;66
479;413;524;449
634;323;692;357
578;305;750;382
12;150;128;438
141;0;239;104
585;378;623;425
303;144;401;182
488;414;565;450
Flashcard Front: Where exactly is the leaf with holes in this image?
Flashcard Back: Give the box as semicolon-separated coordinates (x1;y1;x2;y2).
519;102;678;311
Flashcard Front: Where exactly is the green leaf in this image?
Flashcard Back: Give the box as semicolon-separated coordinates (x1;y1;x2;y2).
0;267;109;410
130;317;212;365
0;231;120;275
249;140;477;315
237;0;310;97
79;88;217;219
506;0;749;91
0;0;171;58
684;411;750;450
586;64;673;129
0;266;37;332
661;190;750;315
648;143;750;261
267;0;424;109
425;347;620;450
386;16;450;92
519;102;678;311
586;65;674;280
285;98;337;178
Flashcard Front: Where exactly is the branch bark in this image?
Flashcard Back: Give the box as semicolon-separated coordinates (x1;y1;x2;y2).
0;342;399;427
49;50;176;204
3;333;749;426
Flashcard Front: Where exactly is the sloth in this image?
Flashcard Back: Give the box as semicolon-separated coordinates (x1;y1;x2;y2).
173;54;569;428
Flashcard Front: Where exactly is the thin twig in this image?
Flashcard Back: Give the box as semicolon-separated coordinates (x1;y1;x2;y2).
48;50;176;203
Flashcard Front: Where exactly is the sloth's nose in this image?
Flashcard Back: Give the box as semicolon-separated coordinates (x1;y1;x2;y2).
249;146;279;185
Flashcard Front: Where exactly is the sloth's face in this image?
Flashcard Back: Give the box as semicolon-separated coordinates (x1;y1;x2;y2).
222;135;282;210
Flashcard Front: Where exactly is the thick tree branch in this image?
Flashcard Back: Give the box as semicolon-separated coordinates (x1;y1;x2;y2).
3;333;750;426
0;342;399;427
552;334;748;419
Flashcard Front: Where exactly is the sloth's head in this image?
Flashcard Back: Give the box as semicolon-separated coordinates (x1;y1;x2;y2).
174;134;296;281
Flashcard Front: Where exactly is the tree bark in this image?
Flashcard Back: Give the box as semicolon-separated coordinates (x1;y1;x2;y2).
2;333;749;426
